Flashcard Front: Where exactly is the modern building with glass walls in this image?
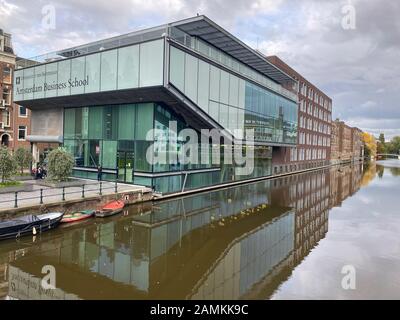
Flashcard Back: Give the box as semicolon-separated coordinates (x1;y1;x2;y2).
14;16;298;194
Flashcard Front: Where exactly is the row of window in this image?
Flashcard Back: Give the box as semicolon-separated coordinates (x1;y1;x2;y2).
299;116;331;135
299;99;331;122
298;132;331;147
288;174;328;200
298;82;332;112
169;45;298;144
170;27;297;102
0;107;27;129
293;148;327;161
14;39;164;101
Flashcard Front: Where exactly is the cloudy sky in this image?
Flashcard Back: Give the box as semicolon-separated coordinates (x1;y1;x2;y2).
1;0;399;139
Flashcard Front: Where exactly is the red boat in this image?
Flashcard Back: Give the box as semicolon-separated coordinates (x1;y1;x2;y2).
95;200;125;218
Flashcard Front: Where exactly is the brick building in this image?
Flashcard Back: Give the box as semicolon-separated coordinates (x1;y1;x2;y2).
1;30;59;165
351;127;364;161
330;120;363;163
267;56;332;174
0;29;31;151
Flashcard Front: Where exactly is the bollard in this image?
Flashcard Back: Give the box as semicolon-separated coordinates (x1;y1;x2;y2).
99;181;102;195
82;185;85;198
115;180;118;193
62;187;65;201
14;192;18;208
40;189;43;204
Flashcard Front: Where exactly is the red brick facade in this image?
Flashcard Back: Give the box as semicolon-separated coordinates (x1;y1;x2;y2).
0;31;31;151
267;56;333;174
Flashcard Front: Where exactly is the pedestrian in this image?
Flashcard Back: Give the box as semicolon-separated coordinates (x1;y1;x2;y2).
37;167;42;179
97;165;103;181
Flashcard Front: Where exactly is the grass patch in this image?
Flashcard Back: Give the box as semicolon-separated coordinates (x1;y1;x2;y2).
0;181;22;189
14;173;32;177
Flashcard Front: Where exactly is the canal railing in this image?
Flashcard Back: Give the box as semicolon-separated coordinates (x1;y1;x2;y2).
0;180;124;210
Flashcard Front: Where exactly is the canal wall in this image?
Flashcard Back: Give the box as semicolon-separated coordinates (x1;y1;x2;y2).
0;160;364;219
0;188;153;220
154;160;364;201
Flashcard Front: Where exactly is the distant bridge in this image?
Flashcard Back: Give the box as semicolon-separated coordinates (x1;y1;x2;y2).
376;154;400;159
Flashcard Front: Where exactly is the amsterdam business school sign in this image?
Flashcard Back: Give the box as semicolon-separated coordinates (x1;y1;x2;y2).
16;70;89;96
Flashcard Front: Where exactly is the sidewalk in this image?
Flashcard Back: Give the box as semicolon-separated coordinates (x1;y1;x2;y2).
0;179;150;212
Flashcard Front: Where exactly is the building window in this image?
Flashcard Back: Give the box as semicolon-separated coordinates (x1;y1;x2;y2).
19;106;27;117
2;66;11;83
2;87;11;105
18;126;27;140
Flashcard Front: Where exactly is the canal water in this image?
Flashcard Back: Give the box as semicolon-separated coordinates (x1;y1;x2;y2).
0;160;399;300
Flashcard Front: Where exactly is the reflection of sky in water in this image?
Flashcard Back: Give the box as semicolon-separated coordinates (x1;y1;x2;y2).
272;161;400;299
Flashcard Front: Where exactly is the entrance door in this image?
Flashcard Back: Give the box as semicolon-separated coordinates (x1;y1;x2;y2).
117;151;134;183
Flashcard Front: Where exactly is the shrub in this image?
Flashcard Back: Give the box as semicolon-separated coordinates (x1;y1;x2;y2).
47;147;74;182
14;147;33;175
0;146;16;183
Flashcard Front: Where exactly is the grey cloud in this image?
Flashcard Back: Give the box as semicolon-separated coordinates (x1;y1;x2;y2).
1;0;399;138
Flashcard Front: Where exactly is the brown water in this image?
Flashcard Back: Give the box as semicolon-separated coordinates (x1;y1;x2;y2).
0;161;399;300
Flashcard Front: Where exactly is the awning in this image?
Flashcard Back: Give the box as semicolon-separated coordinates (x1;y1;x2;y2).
27;135;63;143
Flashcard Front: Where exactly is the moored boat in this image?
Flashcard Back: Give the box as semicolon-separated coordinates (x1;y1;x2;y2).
95;200;125;218
61;210;95;223
0;212;64;240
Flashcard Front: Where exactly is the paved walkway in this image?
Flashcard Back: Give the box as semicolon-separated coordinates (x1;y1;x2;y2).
0;179;149;211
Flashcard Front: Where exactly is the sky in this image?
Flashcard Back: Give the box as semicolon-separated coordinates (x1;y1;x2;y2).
1;0;399;139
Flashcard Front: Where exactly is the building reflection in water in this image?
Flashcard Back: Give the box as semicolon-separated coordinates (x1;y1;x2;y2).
1;164;364;300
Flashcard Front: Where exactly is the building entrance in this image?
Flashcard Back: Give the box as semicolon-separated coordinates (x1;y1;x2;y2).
117;151;134;183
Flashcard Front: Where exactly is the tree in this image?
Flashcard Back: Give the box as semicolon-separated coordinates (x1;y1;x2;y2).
386;136;400;155
14;147;33;175
0;146;16;183
378;133;386;154
47;148;74;182
362;132;377;159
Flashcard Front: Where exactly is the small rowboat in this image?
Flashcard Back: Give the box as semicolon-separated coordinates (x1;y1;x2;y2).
61;210;95;223
95;200;125;218
0;212;64;240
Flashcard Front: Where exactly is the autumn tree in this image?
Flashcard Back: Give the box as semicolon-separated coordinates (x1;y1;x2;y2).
362;132;377;159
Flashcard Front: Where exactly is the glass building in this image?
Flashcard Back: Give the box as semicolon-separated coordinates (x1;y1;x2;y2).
14;16;298;193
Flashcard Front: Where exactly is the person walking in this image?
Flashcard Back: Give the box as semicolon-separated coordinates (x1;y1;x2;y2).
97;165;103;181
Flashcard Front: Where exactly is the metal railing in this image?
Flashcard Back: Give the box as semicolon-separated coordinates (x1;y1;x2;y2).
0;181;120;209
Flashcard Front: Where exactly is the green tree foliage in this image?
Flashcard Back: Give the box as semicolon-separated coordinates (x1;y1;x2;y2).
379;133;385;143
47;148;74;182
386;136;400;155
14;147;33;175
378;133;386;154
0;146;16;183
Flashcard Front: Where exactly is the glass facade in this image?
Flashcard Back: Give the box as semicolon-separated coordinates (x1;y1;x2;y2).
64;103;155;180
169;26;297;102
18;20;299;194
14;39;164;101
169;45;297;144
65;102;273;193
